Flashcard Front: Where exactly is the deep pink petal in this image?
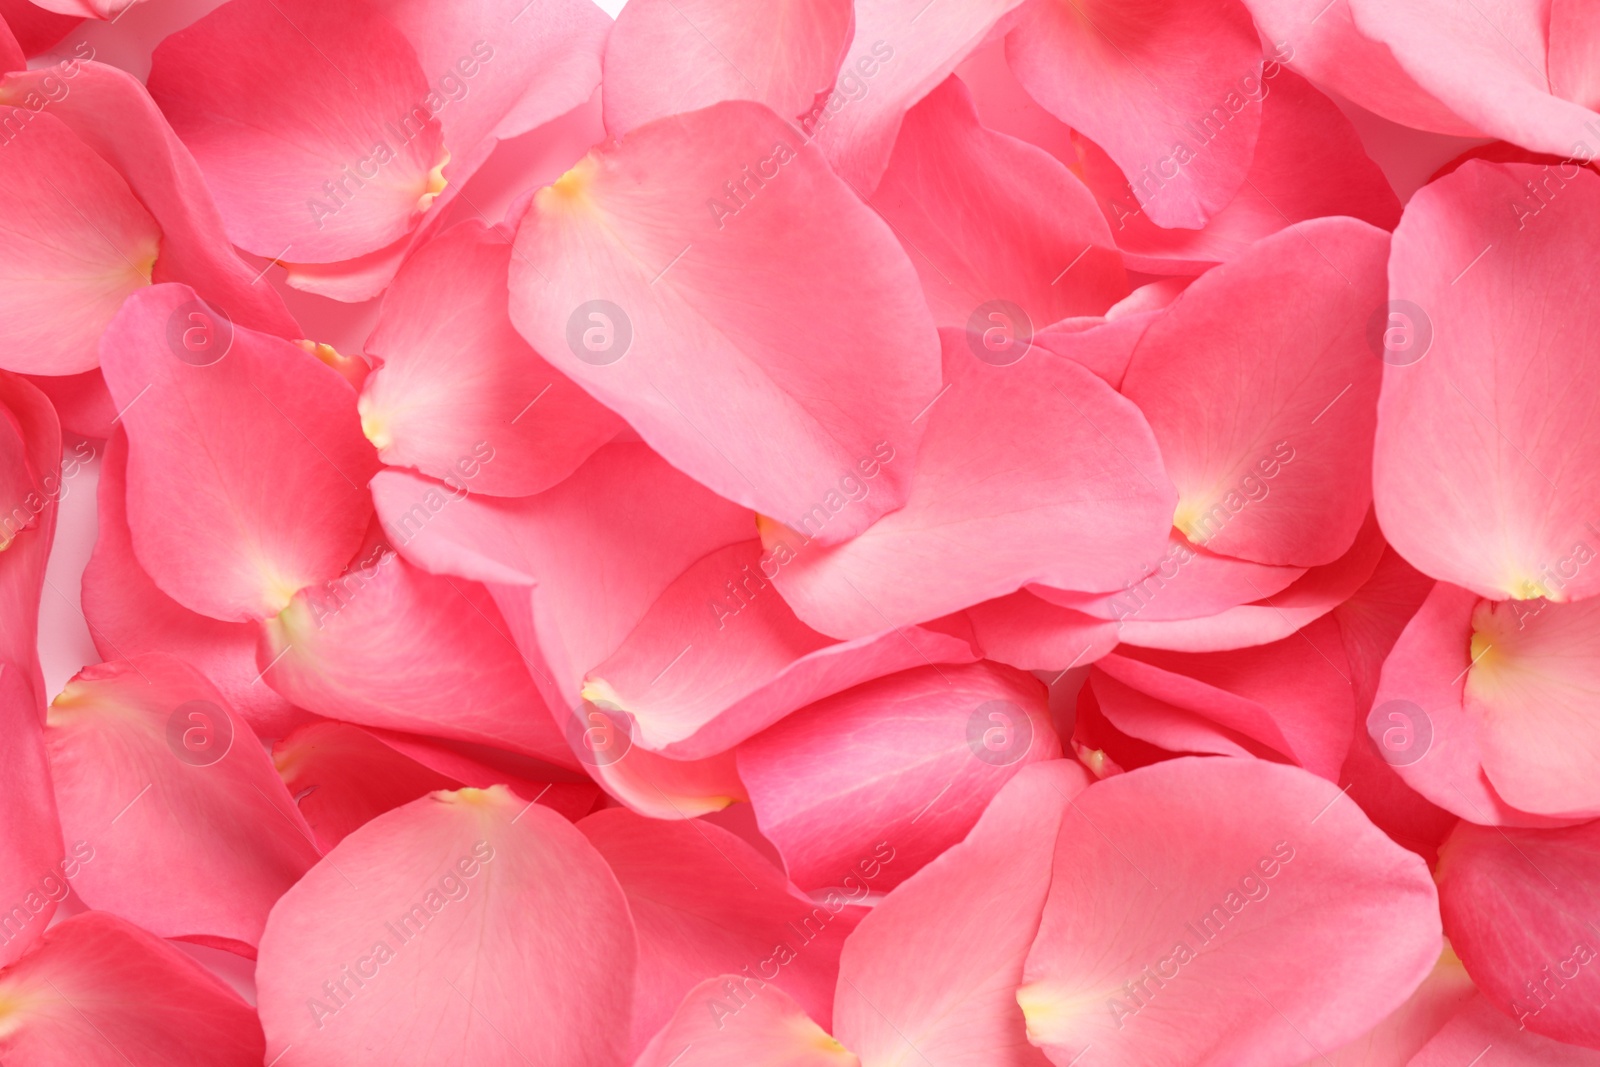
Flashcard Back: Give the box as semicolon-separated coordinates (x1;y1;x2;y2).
963;591;1119;673
257;786;635;1066
769;329;1174;639
1091;615;1356;780
1121;217;1387;567
581;808;859;1056
360;220;622;496
1406;993;1600;1066
1005;0;1263;229
272;721;595;850
603;0;852;135
0;659;62;969
45;656;321;953
1020;758;1441;1064
1437;819;1600;1048
0;372;60;713
833;760;1091;1065
82;431;299;736
739;662;1060;893
1375;161;1600;602
509;101;938;542
0;911;265;1066
147;0;446;263
1082;70;1401;273
99;284;378;622
870;75;1126;331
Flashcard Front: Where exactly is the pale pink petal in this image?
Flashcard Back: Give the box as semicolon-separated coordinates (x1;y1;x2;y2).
0;111;156;375
45;656;321;953
1005;0;1264;229
0;911;265;1066
870;75;1126;330
834;760;1091;1066
769;328;1174;640
738;662;1059;894
1438;818;1600;1048
99;284;378;622
1020;758;1441;1065
811;0;1031;194
1121;217;1387;567
635;975;860;1067
373;0;608;151
1375;161;1600;602
1373;581;1572;827
258;549;576;768
0;62;298;338
257;786;635;1066
581;808;859;1056
508;101;939;542
1237;0;1479;135
1406;993;1600;1066
82;431;300;736
1318;948;1476;1067
147;0;446;263
1463;596;1600;816
603;0;852;135
359;220;622;496
1347;0;1600;155
1550;0;1600;111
